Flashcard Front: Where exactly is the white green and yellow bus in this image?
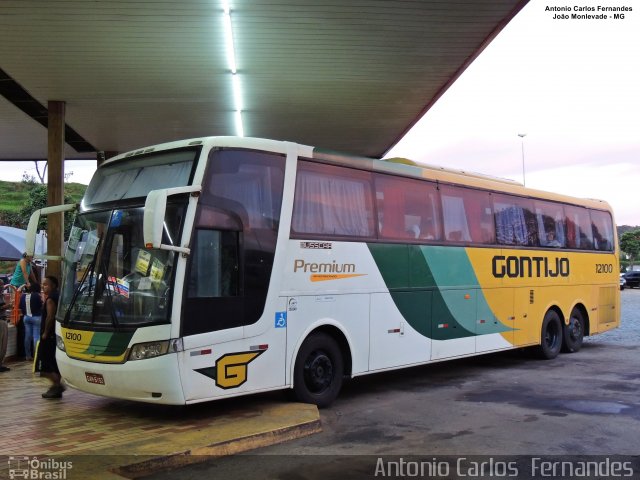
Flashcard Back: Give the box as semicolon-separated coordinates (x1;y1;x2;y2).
27;136;619;406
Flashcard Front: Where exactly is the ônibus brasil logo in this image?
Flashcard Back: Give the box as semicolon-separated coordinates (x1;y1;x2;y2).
8;456;73;479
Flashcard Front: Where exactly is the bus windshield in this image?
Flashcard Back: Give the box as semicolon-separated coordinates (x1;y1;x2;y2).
60;204;185;327
82;149;196;206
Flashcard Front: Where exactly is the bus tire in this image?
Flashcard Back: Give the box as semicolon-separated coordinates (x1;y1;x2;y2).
292;332;343;408
536;310;563;360
562;307;585;353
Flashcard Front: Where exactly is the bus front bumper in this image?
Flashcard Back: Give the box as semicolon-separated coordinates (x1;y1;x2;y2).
57;351;186;404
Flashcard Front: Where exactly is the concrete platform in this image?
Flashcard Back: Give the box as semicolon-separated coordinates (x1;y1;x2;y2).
0;360;321;479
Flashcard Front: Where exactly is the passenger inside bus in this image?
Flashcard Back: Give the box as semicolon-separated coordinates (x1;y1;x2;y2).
545;231;561;247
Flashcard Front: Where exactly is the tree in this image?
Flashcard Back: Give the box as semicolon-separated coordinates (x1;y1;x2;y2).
620;229;640;269
12;183;75;238
35;160;47;184
21;161;47;184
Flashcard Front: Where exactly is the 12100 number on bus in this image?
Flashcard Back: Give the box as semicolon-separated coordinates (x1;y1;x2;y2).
595;263;613;274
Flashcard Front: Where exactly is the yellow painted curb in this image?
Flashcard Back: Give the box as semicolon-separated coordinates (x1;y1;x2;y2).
72;403;321;479
2;362;321;479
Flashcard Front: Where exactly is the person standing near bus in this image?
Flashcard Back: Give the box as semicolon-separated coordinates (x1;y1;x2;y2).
10;253;38;290
19;282;43;361
37;276;65;399
0;280;10;372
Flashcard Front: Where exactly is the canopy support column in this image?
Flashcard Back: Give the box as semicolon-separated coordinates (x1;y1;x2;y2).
47;100;65;281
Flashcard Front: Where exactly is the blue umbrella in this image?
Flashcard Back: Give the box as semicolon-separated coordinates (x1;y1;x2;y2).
0;226;47;261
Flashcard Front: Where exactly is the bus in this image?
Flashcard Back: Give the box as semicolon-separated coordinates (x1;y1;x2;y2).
26;136;619;407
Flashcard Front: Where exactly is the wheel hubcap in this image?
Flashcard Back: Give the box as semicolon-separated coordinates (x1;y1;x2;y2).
303;350;333;394
569;317;583;341
545;323;559;348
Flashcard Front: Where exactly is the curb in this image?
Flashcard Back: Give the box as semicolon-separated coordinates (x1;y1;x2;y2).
112;418;321;478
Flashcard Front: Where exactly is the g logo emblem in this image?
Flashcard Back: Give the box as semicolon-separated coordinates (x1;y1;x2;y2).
196;351;265;389
216;351;263;389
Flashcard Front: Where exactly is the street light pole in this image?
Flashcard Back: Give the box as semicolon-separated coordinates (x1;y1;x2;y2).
518;133;527;186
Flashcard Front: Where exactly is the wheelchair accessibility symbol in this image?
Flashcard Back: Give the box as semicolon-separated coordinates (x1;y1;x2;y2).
275;311;287;328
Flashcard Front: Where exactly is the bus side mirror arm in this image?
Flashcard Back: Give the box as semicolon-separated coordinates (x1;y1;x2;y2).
25;203;79;260
144;186;201;255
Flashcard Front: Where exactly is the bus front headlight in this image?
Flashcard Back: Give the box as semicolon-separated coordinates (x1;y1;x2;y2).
56;334;66;352
127;338;183;361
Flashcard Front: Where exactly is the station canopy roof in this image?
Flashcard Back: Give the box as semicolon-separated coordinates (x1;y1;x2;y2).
0;0;527;162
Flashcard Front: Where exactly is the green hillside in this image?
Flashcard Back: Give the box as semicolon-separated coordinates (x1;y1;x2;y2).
0;180;86;214
0;180;87;272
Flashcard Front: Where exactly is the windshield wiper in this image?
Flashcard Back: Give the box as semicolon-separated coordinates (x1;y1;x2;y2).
97;253;120;328
64;235;102;325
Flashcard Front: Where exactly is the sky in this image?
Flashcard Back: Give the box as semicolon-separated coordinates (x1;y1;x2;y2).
6;159;97;186
387;0;639;226
2;0;638;225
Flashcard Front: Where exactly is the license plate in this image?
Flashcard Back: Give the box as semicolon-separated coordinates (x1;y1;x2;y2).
85;372;105;385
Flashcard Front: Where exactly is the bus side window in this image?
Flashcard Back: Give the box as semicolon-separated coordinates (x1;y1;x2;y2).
291;161;374;238
565;205;594;250
441;195;471;242
534;200;566;248
493;194;536;247
188;229;239;298
439;184;494;244
374;173;442;242
589;209;614;251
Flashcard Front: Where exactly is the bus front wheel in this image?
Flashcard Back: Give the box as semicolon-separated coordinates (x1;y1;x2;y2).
536;310;563;360
292;332;344;408
562;307;585;353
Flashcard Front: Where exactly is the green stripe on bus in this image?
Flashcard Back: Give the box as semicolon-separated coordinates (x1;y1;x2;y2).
420;246;510;336
82;331;133;356
367;244;511;340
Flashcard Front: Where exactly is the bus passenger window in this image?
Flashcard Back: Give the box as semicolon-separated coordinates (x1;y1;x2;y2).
439;185;493;244
493;194;536;246
374;174;441;242
534;200;566;248
292;161;374;238
441;195;470;242
565;206;594;250
589;209;614;251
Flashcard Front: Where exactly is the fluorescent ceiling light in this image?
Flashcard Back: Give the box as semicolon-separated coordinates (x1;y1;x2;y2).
223;10;237;74
232;74;243;111
235;111;244;138
222;1;243;136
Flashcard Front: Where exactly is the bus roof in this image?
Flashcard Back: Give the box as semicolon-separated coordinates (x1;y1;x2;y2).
312;148;613;213
104;136;613;213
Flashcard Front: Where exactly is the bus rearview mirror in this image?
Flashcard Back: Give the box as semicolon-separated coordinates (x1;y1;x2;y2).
143;186;201;254
26;203;78;260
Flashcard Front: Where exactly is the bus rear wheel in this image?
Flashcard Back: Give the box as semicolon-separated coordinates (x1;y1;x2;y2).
536;310;563;360
562;307;585;353
292;332;344;408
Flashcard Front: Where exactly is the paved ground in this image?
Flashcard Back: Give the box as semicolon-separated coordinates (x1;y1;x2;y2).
0;362;319;479
2;289;638;480
585;285;640;345
150;289;640;479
